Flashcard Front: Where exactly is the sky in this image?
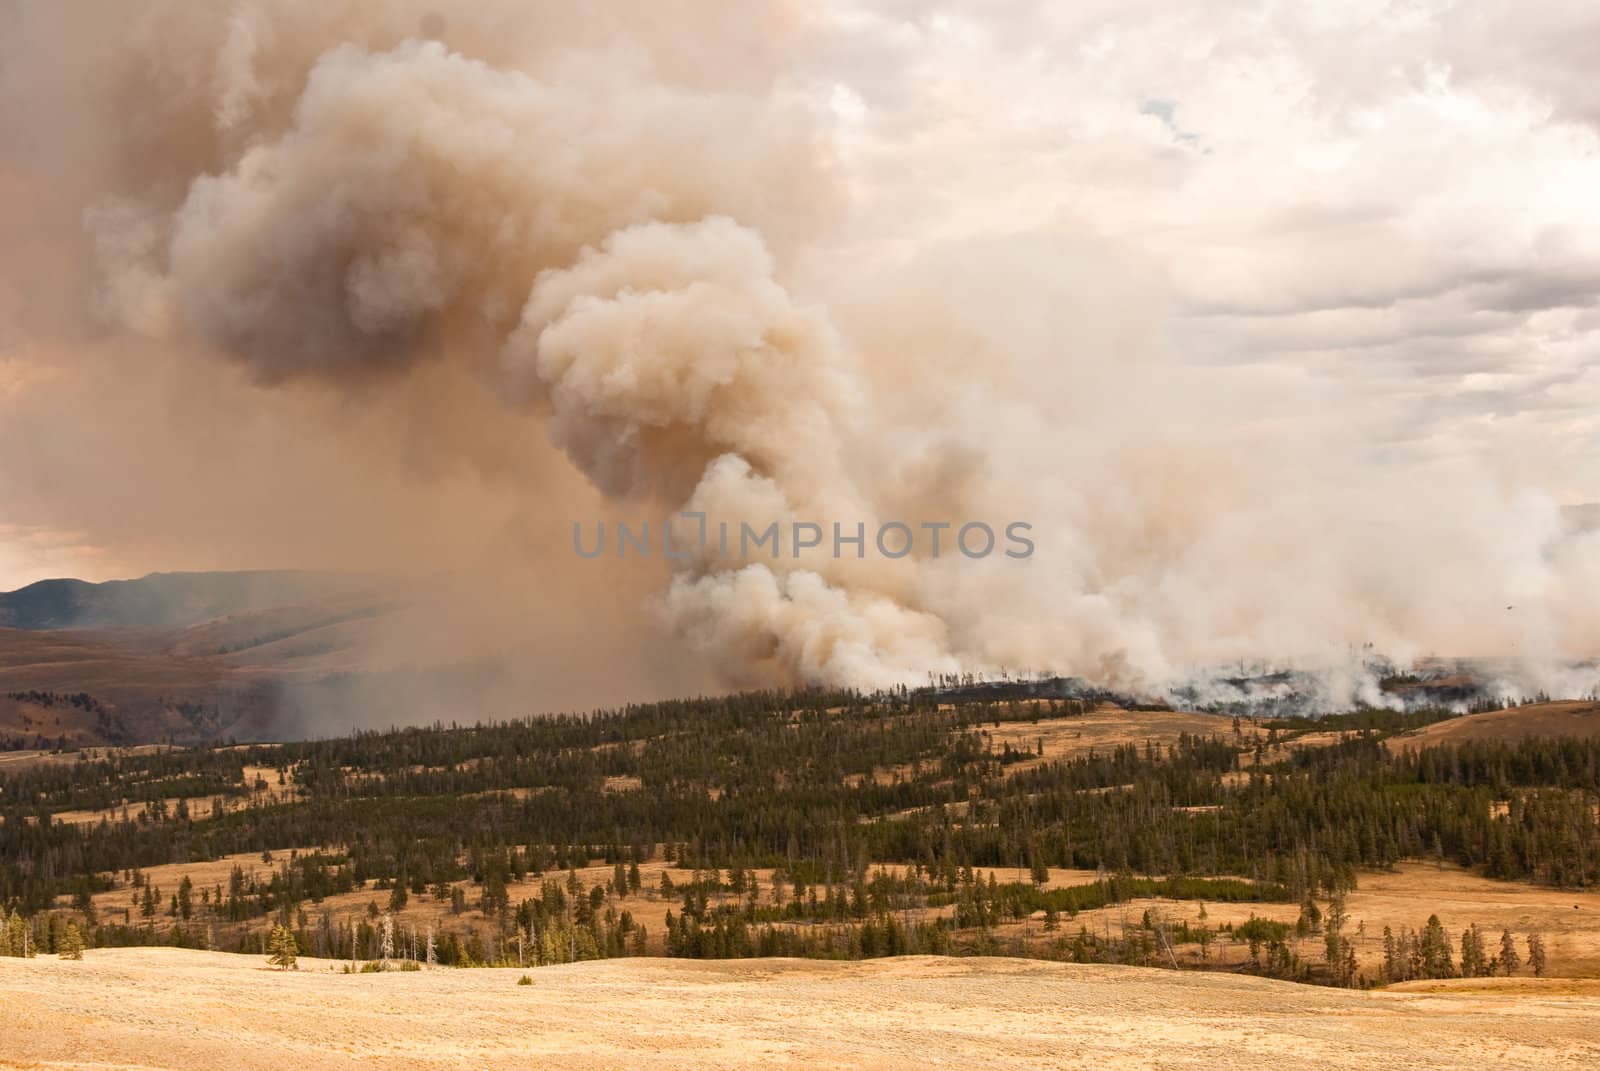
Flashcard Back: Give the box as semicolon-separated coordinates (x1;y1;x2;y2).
3;1;1596;594
0;1;1596;701
822;0;1600;488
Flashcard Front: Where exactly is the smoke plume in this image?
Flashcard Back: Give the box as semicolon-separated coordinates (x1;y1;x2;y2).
1;1;1596;714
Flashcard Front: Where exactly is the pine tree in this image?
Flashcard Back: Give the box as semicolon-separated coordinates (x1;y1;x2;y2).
1323;894;1349;982
4;912;33;958
58;921;85;960
1527;932;1547;978
1459;924;1486;978
1381;926;1400;983
1498;929;1520;975
267;924;298;970
1419;915;1454;979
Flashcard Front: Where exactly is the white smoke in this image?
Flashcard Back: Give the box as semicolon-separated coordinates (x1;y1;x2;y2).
3;1;1597;708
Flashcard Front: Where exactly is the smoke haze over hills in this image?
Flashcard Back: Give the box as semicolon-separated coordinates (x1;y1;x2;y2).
2;2;1599;720
0;571;361;630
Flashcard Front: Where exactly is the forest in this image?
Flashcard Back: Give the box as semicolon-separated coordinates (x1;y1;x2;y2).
1;687;1594;986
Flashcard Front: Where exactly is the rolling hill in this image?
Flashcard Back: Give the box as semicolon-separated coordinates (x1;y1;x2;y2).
1388;700;1600;750
0;570;362;630
0;569;604;747
0;571;406;747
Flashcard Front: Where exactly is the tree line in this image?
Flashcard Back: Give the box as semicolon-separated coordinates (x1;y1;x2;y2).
2;688;1595;986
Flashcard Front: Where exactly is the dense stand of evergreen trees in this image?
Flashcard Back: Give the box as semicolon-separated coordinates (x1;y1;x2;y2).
2;688;1595;984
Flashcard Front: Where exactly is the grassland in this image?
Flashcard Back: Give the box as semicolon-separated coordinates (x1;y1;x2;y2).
3;948;1598;1070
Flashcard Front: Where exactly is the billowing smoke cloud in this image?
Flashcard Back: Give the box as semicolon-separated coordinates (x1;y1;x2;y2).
2;0;1597;712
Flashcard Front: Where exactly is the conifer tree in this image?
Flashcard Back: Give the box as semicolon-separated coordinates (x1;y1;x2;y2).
267;924;297;970
58;921;85;960
6;913;33;958
1498;929;1520;976
1419;915;1454;979
1380;926;1400;983
1459;924;1487;978
1323;894;1349;982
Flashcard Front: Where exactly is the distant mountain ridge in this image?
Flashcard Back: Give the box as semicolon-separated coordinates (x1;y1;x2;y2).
0;570;359;631
0;570;416;748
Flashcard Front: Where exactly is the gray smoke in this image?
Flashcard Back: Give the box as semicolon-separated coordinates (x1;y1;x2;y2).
2;1;1596;709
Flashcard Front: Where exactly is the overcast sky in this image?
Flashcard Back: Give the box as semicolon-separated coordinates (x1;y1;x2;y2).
818;0;1600;485
1;0;1597;592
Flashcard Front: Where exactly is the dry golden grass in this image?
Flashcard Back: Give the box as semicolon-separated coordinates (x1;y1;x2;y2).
981;862;1600;980
1389;701;1600;751
1347;863;1600;976
76;848;313;926
76;842;1600;984
980;704;1231;765
51;796;208;827
71;848;1129;957
844;705;1232;787
72;851;746;946
3;948;1598;1070
40;763;297;828
0;743;171;773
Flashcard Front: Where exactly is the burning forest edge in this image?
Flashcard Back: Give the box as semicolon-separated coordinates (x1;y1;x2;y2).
917;655;1598;720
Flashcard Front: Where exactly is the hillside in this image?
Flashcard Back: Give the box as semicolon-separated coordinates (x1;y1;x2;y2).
3;949;1597;1070
0;571;361;631
0;570;422;746
0;570;395;746
0;601;401;748
0;626;281;745
2;571;1589;751
1388;701;1600;751
0;570;653;746
6;689;1600;990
